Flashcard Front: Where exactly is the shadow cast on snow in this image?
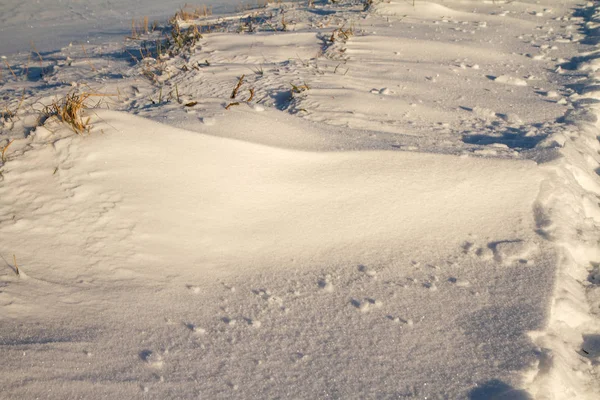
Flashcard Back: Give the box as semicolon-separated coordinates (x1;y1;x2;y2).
462;127;548;149
469;380;532;400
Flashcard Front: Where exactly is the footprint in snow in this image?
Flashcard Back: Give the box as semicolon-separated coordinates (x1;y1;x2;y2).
387;315;414;326
140;350;164;369
318;278;334;292
243;318;261;328
185;322;206;335
186;285;201;294
490;240;538;265
254;288;284;305
358;264;377;278
351;298;383;312
475;247;494;260
448;277;472;287
462;241;494;260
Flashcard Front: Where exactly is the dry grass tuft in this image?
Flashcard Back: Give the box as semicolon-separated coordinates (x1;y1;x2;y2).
173;4;212;22
2;59;18;80
170;23;203;52
44;92;93;134
329;25;354;42
291;82;310;94
130;16;151;38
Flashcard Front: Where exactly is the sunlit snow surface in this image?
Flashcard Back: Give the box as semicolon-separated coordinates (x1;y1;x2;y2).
0;0;599;399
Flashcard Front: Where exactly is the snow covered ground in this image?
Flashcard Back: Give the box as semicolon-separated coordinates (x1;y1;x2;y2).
1;0;599;399
0;0;244;56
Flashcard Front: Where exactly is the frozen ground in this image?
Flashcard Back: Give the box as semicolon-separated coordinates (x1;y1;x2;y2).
1;0;600;399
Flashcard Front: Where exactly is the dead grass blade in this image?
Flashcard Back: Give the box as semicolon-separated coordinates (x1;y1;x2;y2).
231;75;245;99
2;59;17;80
1;140;14;163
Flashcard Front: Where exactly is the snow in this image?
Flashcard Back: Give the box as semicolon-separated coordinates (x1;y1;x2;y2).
1;0;600;399
0;0;244;56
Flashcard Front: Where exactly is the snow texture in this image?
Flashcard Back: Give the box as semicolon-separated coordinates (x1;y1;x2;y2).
0;0;599;399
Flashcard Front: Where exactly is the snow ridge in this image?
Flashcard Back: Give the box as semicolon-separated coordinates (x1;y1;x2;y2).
526;3;600;398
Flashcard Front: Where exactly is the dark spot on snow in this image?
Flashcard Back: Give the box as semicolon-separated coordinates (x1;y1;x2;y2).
588;262;600;285
139;350;153;361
